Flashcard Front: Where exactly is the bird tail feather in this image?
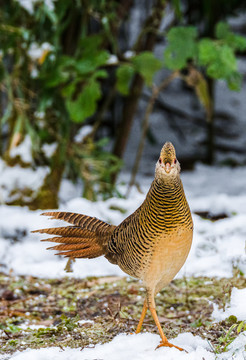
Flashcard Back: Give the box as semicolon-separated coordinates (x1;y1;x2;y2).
32;211;115;259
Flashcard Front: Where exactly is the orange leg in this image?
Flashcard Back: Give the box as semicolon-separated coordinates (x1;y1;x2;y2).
149;307;185;352
135;300;148;334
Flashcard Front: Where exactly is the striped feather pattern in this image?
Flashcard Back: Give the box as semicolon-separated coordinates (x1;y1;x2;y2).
107;177;192;278
41;212;114;234
33;212;115;259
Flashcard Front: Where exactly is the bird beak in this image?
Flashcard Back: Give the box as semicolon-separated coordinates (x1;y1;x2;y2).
165;162;171;173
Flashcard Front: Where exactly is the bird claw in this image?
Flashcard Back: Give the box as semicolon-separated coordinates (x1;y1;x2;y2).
156;340;187;352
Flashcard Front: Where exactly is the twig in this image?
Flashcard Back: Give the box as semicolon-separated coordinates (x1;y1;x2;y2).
127;71;179;196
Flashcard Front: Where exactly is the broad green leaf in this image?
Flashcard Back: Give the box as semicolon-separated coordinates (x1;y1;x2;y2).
199;39;240;90
164;26;198;70
75;50;109;75
61;81;77;97
66;80;102;123
116;64;135;95
216;22;246;51
219;45;237;72
132;52;162;86
198;39;217;65
199;41;237;78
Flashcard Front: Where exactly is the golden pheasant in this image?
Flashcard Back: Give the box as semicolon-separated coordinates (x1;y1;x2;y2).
33;142;193;351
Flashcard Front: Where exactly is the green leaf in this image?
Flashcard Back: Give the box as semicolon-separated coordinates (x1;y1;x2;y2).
164;26;198;70
77;35;109;72
75;50;109;75
216;22;246;52
7;324;21;334
66;80;102;123
116;64;135;95
44;69;70;87
61;81;77;97
198;39;217;65
92;69;108;80
132;52;162;86
237;321;245;333
199;40;239;89
226;71;242;91
41;56;74;87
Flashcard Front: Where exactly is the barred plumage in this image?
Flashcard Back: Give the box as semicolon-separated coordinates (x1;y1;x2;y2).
34;142;193;351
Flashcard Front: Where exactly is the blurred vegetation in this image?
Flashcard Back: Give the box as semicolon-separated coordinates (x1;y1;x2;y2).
0;0;246;208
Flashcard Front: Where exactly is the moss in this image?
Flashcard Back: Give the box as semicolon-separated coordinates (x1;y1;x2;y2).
3;150;32;168
0;272;245;356
28;147;65;210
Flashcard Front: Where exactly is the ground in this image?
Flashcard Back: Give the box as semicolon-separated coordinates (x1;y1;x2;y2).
0;272;245;357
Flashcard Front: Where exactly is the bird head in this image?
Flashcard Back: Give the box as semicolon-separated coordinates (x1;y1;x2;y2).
155;142;180;179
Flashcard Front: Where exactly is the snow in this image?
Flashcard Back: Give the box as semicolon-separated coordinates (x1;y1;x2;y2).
74;125;93;143
106;54;118;65
124;50;136;59
0;159;50;203
212;287;246;321
9;136;32;164
18;324;47;330
34;111;45;119
3;331;246;360
27;42;53;61
0;333;213;360
42;143;58;158
16;0;55;14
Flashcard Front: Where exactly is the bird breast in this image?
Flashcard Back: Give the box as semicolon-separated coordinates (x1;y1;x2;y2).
142;226;193;292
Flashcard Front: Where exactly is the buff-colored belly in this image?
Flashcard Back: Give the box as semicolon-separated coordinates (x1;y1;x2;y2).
142;228;193;292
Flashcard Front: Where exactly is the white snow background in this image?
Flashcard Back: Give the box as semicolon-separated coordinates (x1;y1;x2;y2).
0;163;246;359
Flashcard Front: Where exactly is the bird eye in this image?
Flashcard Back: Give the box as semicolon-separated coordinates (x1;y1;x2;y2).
159;158;162;164
174;158;177;164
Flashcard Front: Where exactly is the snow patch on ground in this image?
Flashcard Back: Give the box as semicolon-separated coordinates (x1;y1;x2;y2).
9;136;32;164
3;331;246;360
0;160;50;203
1;333;212;360
212;287;246;322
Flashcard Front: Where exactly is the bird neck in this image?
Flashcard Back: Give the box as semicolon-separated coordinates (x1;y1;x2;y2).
142;175;192;232
147;174;187;213
155;174;182;194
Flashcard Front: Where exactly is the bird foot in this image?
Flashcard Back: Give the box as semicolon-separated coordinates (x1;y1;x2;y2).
156;340;187;352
